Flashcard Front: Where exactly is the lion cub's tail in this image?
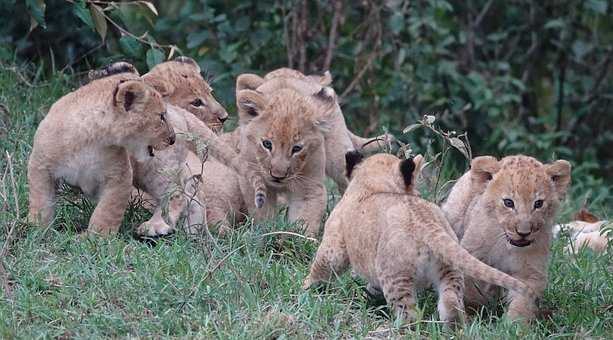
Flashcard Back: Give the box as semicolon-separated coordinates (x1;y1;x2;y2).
424;225;536;299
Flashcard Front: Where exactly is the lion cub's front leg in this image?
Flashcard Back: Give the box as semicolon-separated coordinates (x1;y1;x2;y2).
87;164;133;236
27;160;56;226
287;183;326;237
506;275;545;323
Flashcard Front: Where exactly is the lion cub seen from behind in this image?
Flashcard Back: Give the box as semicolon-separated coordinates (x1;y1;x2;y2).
28;73;175;235
303;152;534;324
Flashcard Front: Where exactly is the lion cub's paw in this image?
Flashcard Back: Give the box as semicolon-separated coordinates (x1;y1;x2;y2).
302;276;315;290
255;192;266;209
137;220;174;237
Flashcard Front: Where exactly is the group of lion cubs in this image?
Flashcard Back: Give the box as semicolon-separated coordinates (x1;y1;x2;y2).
26;56;572;326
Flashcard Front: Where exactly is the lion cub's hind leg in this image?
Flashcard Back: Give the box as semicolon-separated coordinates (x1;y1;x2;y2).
433;262;465;324
376;257;419;322
303;221;349;289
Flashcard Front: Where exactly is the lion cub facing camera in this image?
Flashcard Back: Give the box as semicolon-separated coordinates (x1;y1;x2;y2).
303;152;534;324
27;72;175;235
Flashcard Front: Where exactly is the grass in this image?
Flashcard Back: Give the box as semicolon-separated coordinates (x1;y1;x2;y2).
0;65;611;339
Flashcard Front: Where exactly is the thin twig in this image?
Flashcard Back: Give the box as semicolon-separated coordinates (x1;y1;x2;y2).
260;231;318;243
323;0;343;71
340;51;377;100
0;151;20;299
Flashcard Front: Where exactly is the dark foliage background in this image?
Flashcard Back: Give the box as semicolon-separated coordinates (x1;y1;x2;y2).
2;0;612;182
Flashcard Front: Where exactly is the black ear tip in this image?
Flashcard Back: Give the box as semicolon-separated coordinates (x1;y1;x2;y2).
345;150;364;178
399;157;416;187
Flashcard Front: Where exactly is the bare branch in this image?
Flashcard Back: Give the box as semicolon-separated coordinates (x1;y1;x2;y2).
323;0;343;71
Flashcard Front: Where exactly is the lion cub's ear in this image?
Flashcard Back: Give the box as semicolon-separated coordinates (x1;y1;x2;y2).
470;156;500;183
174;56;201;71
399;154;423;189
307;70;332;86
237;74;266;91
345;150;364;179
310;87;337;132
114;80;150;113
545;160;571;199
142;74;175;97
236;89;267;123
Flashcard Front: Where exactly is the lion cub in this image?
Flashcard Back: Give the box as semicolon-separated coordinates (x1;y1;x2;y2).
234;87;337;236
304;152;533;323
442;155;571;322
28;72;175;235
88;59;266;236
236;68;395;193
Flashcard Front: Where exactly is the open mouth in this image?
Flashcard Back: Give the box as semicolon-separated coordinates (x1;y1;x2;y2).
507;237;533;247
147;145;155;157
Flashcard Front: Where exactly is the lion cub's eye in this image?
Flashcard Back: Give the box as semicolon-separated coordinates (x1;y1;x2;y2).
291;145;303;154
533;199;544;209
262;139;273;150
503;198;515;208
191;99;205;107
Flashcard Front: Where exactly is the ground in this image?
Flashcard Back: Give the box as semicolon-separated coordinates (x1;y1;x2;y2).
0;66;611;338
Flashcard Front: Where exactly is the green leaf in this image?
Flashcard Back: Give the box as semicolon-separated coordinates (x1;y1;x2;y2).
26;0;46;30
90;4;107;41
119;36;144;58
73;1;94;29
187;31;210;49
544;18;565;30
403;123;422;134
586;0;607;14
389;13;404;35
146;48;165;69
448;137;470;160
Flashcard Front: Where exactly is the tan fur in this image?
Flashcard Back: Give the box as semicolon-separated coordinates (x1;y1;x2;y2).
442;155;571;322
198;68;396;229
143;57;228;134
87;60;265;236
27;73;175;235
132;94;267;236
304;153;534;324
553;220;610;254
235;68;395;193
234;87;336;236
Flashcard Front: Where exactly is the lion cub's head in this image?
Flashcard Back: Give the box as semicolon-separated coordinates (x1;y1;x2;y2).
143;57;228;133
237;67;332;99
235;87;336;187
471;155;571;247
109;75;176;159
344;152;424;196
88;63;175;159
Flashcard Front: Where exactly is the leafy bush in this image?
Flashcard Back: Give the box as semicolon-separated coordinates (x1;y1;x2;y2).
2;0;612;184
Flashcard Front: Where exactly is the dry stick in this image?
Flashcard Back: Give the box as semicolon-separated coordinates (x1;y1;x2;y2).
0;152;20;299
260;231;318;243
282;4;294;69
298;0;308;73
94;4;176;52
323;0;343;71
339;51;377;101
179;244;247;311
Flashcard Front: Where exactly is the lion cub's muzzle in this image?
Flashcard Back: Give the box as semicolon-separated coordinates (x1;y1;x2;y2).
506;228;535;247
150;126;176;155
